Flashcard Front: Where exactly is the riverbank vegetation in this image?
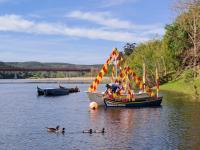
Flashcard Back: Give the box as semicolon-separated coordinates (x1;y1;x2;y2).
161;70;200;96
124;0;200;95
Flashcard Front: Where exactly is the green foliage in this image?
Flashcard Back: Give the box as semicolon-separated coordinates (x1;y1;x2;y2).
125;1;200;85
161;74;200;96
184;69;194;83
175;1;200;72
163;23;190;69
125;40;167;84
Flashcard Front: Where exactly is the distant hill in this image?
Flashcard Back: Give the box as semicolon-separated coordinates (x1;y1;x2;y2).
0;61;10;67
0;61;101;69
0;61;102;79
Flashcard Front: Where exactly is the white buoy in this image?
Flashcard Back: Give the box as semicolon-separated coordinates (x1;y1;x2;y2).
89;102;98;110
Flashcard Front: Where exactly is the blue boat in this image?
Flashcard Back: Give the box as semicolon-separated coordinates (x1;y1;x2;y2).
59;85;80;93
104;96;162;107
43;88;69;96
37;86;69;96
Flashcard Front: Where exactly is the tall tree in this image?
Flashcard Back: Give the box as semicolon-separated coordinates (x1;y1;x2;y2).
162;23;190;69
174;0;200;77
123;43;136;56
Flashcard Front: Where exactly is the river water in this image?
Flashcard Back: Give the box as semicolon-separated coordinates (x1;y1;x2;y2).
0;83;200;150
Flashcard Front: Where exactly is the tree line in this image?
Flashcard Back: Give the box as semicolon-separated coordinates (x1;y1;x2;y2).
124;0;200;85
0;62;99;79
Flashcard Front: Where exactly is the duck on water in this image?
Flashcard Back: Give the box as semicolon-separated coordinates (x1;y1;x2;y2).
46;125;60;132
46;125;65;134
82;128;105;134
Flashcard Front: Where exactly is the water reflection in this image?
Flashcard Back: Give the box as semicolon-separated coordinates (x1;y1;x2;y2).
161;90;200;149
0;83;200;149
88;106;163;149
87;90;200;149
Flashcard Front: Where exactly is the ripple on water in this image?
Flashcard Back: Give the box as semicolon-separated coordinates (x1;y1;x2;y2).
0;84;200;149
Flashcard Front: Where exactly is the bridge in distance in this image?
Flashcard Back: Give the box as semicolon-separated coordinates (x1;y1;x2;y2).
0;67;92;72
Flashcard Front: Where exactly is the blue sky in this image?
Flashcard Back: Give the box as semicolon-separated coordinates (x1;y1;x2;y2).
0;0;172;64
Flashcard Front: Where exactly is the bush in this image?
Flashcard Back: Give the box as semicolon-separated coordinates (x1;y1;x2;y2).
184;69;194;83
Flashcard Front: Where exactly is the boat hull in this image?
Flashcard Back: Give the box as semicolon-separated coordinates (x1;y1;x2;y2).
86;92;105;106
44;88;69;96
59;85;80;93
37;86;71;96
86;91;153;106
104;96;162;107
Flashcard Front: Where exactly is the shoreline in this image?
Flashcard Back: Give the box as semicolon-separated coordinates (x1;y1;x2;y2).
0;77;110;84
160;78;200;96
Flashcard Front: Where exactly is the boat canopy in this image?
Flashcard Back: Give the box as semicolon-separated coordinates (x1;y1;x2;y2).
88;48;159;99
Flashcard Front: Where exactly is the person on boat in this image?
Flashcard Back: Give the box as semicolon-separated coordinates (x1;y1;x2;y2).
104;80;122;99
115;80;122;94
106;80;121;93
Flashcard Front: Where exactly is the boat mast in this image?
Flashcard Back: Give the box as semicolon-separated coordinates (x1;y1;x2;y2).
156;67;159;97
142;63;146;92
115;57;118;79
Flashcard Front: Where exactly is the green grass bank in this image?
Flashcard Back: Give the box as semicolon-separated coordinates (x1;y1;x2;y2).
161;76;200;96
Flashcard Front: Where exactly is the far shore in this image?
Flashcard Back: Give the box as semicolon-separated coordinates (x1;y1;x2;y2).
0;77;110;84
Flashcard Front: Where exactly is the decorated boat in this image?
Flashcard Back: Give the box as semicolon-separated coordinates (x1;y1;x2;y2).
86;48;123;105
104;96;162;107
86;91;150;106
86;91;105;105
86;48;162;107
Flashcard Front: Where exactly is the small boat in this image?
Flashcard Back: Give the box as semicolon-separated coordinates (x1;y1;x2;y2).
104;96;162;107
37;86;69;96
43;88;69;96
37;85;79;96
59;85;80;93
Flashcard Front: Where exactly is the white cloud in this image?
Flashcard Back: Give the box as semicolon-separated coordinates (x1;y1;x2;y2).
68;11;133;29
67;10;164;35
0;15;34;31
141;28;165;36
0;14;149;42
99;0;138;7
